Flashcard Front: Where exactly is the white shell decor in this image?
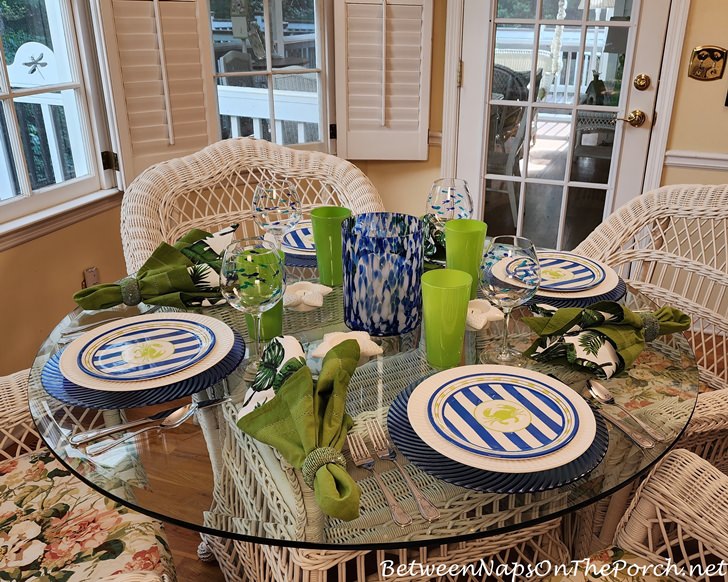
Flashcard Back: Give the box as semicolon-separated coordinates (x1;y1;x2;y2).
283;281;333;312
311;331;383;366
237;336;305;419
466;299;504;331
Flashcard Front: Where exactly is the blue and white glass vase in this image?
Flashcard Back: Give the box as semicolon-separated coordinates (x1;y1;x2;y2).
342;213;423;336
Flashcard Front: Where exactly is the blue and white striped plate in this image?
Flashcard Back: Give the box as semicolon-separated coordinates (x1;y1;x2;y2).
282;221;315;255
426;371;579;459
42;332;245;410
59;313;235;391
76;319;216;381
533;251;606;292
390;379;608;492
408;365;597;473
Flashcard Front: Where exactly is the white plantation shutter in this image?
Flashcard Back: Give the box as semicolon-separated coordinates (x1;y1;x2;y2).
334;0;433;160
93;0;218;189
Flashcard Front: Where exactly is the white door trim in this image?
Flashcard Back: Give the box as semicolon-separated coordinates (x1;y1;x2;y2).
643;0;692;192
440;0;465;177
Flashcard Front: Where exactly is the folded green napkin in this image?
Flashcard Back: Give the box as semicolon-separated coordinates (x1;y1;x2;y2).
523;301;690;378
73;226;238;310
237;339;361;521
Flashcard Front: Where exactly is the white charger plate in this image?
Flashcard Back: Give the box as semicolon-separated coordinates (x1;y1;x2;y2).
408;365;596;473
59;313;235;392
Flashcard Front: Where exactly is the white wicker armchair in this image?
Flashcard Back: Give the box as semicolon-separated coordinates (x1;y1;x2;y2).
574;184;728;469
564;184;728;554
0;370;176;581
120;137;384;274
546;449;728;582
614;448;728;580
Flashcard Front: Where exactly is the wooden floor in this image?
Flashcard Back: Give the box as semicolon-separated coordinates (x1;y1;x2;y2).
124;404;228;581
166;523;227;581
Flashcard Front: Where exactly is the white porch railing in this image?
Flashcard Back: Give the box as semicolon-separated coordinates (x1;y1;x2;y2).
216;85;319;144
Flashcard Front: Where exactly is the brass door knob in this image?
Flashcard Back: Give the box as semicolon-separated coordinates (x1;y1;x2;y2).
618;109;647;127
633;74;651;91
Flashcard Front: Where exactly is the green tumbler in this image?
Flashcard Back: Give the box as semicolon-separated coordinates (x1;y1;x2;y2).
422;269;472;369
311;206;352;286
445;219;487;299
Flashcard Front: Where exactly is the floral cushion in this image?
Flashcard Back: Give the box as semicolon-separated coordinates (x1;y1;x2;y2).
0;451;176;581
544;547;671;582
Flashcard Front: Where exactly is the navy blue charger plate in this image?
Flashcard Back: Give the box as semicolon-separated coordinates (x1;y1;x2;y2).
387;380;608;493
284;252;317;267
41;332;245;410
529;277;627;309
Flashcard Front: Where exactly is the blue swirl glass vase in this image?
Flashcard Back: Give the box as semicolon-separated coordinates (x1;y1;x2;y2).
342;213;423;336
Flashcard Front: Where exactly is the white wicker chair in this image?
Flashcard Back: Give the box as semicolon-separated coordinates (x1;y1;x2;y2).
0;370;176;581
615;448;728;580
120;137;384;274
545;449;728;582
574;183;728;467
567;184;728;553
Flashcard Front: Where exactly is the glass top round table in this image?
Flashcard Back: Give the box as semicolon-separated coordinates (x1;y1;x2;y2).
28;276;699;550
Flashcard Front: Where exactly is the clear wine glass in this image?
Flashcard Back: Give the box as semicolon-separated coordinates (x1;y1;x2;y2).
480;235;540;364
253;179;302;249
220;238;285;373
424;178;473;263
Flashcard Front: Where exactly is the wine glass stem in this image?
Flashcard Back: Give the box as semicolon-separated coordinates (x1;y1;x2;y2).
252;312;263;359
501;308;512;357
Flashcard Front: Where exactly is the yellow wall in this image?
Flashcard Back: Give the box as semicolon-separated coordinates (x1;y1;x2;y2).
0;207;126;375
661;0;728;185
354;0;446;215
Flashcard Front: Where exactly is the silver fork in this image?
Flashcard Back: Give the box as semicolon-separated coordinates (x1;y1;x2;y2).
346;433;412;527
366;420;440;522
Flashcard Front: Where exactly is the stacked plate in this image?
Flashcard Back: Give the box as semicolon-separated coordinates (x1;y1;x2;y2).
531;251;625;308
42;313;245;409
281;221;317;267
387;365;608;493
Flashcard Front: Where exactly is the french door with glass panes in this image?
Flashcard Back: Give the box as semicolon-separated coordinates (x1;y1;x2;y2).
453;0;670;250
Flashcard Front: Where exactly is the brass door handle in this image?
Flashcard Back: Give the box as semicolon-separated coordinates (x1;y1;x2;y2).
617;109;647;127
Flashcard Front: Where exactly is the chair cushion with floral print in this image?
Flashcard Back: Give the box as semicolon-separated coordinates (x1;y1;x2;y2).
543;547;672;582
0;451;176;582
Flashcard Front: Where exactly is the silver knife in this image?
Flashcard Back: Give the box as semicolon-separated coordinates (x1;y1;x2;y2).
597;407;655;449
69;397;231;446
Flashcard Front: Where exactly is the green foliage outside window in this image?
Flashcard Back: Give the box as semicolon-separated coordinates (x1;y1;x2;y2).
0;0;50;62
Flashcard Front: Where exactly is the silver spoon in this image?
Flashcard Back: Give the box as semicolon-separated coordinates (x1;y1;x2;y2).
587;379;667;442
87;403;197;455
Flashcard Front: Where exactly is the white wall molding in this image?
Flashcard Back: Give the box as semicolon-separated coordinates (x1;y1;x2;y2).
664;150;728;171
643;0;691;191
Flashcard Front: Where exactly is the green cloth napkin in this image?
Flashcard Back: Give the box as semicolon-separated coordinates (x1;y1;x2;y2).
237;339;362;521
523;301;690;378
73;226;237;310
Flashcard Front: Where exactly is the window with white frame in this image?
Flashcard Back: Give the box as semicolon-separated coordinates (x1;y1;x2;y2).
0;0;101;222
209;0;327;148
